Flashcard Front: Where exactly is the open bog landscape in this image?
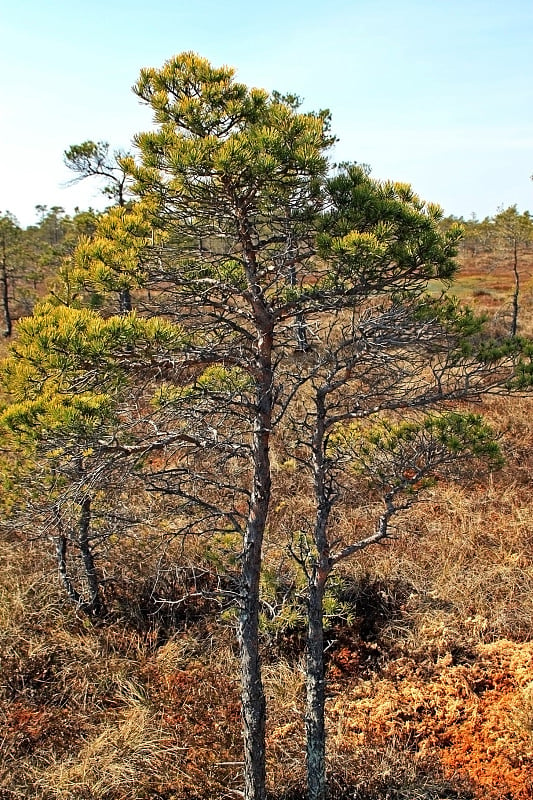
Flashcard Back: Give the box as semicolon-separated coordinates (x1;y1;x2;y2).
0;5;532;798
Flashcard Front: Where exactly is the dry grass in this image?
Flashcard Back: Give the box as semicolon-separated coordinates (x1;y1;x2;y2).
3;433;533;798
26;707;186;800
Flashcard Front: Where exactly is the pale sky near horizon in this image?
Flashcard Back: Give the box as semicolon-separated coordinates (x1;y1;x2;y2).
1;0;532;228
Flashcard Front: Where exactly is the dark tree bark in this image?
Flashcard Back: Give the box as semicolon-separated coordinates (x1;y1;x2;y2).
0;234;12;337
119;287;132;314
77;495;105;616
306;576;328;800
306;389;333;800
239;412;270;800
55;530;83;606
237;203;274;800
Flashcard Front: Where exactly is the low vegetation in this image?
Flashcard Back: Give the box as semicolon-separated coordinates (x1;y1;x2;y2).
1;385;533;799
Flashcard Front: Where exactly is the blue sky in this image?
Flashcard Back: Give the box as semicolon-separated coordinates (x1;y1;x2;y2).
1;0;532;227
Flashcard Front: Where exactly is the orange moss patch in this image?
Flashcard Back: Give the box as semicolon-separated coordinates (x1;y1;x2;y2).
441;641;533;799
328;640;533;799
1;701;87;757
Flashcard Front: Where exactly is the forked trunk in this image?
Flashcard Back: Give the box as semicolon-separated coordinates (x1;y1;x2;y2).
53;498;105;616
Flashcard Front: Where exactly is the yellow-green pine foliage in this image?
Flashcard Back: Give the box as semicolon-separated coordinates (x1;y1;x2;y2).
70;200;157;301
1;301;186;441
329;411;503;493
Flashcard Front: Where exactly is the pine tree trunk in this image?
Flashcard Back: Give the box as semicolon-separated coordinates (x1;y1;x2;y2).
239;410;271;800
77;495;105;616
119;287;132;313
239;515;267;800
238;299;273;800
0;239;12;337
306;388;332;800
306;576;327;800
54;530;83;606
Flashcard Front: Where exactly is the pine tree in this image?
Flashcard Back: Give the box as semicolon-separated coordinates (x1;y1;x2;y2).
0;301;186;615
491;206;533;336
0;212;20;336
